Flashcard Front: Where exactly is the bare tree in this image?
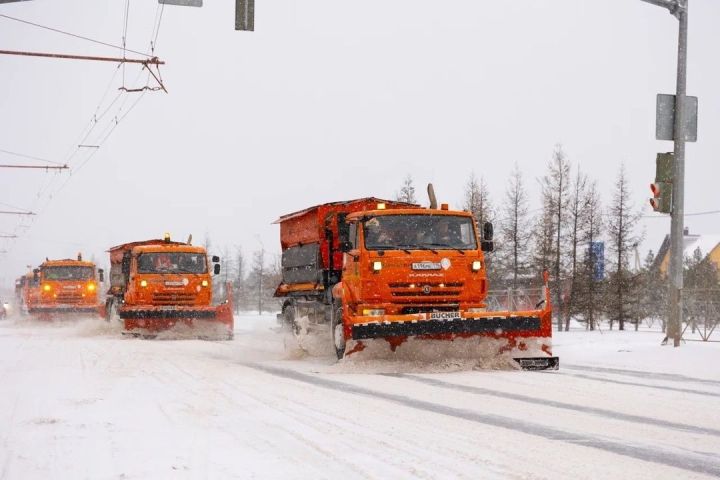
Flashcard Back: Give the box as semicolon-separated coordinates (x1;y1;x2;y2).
463;173;494;227
574;180;604;331
498;163;530;289
233;246;246;313
536;144;571;330
605;163;642;330
395;174;417;204
563;167;589;330
463;172;496;283
249;246;265;314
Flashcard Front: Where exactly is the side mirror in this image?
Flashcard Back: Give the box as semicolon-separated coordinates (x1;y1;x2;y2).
212;255;220;263
33;269;39;281
214;264;221;275
482;221;494;242
340;241;353;253
98;269;105;282
481;240;495;253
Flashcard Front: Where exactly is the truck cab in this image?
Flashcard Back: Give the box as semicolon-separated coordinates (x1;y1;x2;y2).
106;235;233;339
339;206;490;318
29;256;104;317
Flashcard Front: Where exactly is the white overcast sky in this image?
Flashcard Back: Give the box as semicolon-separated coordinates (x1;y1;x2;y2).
1;0;718;284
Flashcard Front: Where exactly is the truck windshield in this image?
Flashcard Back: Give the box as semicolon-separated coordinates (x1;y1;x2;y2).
43;266;94;281
137;252;207;274
364;215;477;251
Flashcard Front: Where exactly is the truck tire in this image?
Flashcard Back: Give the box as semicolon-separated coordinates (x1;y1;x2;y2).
107;298;121;324
330;301;345;360
281;302;295;330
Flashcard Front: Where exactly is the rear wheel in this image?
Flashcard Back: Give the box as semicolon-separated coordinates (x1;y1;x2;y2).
330;302;345;360
107;298;121;324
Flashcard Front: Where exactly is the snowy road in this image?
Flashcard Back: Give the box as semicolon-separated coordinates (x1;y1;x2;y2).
1;315;719;479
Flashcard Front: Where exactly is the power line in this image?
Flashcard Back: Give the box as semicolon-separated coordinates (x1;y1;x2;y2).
0;148;65;166
0;13;152;58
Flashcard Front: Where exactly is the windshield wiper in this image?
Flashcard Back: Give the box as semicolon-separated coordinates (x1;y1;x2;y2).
425;243;466;255
373;245;412;254
395;244;439;254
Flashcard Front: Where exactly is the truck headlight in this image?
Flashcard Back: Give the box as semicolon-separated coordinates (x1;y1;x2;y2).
201;280;209;287
362;309;385;316
87;283;96;292
472;260;482;271
372;261;382;272
43;284;51;292
140;280;148;288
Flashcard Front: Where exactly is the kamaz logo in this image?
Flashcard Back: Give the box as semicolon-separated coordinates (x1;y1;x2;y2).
412;262;441;270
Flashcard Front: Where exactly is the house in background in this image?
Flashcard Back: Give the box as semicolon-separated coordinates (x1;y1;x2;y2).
653;228;720;276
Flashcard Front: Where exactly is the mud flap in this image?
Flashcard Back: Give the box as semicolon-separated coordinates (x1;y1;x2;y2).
514;356;559;371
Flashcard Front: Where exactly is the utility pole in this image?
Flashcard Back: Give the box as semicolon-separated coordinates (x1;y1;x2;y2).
640;0;689;347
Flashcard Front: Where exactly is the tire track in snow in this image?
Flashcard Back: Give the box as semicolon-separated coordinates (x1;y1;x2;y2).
240;362;720;478
562;364;720;387
558;372;720;398
383;374;720;437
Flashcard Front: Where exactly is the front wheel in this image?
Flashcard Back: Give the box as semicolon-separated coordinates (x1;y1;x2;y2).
330;302;346;360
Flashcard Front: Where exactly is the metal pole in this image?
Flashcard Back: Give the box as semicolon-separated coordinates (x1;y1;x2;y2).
667;1;688;347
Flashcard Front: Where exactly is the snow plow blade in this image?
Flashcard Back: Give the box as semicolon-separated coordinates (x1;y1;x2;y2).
352;315;541;339
514;356;559;371
119;285;234;340
339;274;558;368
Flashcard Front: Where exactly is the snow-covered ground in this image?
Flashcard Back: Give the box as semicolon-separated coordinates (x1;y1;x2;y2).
0;313;719;479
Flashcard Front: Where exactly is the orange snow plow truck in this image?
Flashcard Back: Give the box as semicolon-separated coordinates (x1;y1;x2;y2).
275;188;558;370
27;255;105;318
105;234;234;340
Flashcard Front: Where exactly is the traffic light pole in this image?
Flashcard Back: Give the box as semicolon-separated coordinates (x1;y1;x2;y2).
667;1;688;347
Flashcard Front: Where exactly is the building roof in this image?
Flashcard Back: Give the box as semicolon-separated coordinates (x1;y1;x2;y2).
652;231;720;271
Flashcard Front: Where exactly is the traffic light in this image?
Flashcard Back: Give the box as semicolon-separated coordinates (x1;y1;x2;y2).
649;153;674;214
650;182;672;213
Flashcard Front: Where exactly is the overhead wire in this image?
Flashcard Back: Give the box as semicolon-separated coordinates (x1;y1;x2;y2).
0;148;65;166
1;3;168;260
0;13;152;58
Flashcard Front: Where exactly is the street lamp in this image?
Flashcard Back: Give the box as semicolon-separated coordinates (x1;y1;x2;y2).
640;0;689;347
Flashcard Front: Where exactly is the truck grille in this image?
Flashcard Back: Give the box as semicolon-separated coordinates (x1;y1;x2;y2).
399;305;460;314
389;282;463;298
56;292;83;304
152;292;196;305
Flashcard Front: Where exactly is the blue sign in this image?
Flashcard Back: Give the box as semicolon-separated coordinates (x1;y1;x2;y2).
590;242;605;281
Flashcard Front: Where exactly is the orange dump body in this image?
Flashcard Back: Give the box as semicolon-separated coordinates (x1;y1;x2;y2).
107;239;233;339
29;259;104;318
